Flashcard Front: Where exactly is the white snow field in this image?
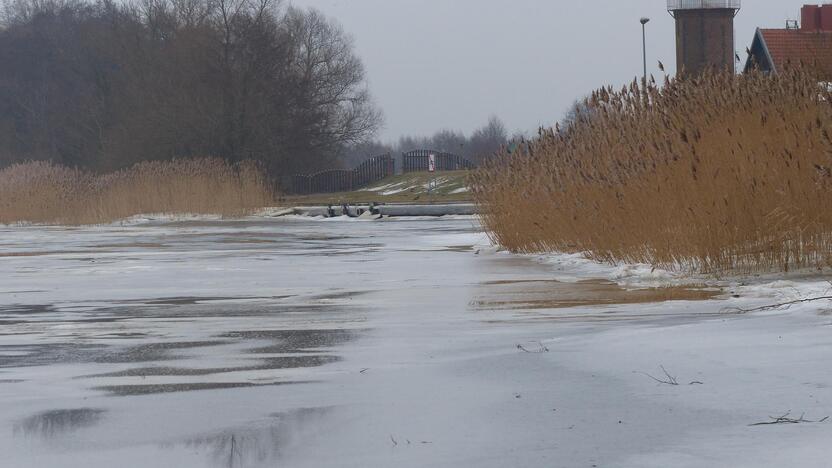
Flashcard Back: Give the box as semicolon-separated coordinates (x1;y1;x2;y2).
1;216;831;467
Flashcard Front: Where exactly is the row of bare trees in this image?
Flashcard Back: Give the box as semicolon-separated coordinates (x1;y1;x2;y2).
0;0;381;174
338;116;515;169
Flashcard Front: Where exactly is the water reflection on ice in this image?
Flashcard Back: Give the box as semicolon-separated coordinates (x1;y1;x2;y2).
14;408;106;439
175;407;334;468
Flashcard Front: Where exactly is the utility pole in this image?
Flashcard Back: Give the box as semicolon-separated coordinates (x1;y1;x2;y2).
640;17;650;84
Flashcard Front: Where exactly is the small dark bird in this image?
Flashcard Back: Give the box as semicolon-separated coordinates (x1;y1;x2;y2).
735;53;741;62
658;60;665;72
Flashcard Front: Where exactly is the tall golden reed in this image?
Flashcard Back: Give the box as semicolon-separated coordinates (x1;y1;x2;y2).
472;68;832;274
0;158;276;225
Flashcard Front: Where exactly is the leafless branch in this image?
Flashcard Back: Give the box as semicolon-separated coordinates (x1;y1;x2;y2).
636;365;679;386
724;296;832;314
517;341;549;353
749;411;830;426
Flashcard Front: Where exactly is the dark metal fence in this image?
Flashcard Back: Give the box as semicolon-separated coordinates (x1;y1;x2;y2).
354;154;396;187
402;149;475;173
287;174;311;195
281;154;395;195
310;170;354;193
280;150;474;195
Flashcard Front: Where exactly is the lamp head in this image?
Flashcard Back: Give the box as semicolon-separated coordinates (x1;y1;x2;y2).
640;17;650;25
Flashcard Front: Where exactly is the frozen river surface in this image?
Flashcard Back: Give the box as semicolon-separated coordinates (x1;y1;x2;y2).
1;217;832;467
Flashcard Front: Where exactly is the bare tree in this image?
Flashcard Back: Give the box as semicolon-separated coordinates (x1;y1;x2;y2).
559;98;595;134
0;0;381;174
383;117;509;166
280;7;382;171
337;140;393;169
468;115;507;163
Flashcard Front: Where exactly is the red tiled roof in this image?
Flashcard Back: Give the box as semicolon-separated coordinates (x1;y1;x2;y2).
760;29;832;77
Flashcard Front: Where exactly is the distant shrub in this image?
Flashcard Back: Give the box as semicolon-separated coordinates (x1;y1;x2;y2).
0;158;276;225
471;68;832;274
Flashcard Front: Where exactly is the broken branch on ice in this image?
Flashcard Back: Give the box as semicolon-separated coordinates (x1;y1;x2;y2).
517;342;550;353
636;365;680;386
636;366;703;386
724;296;832;314
749;412;829;427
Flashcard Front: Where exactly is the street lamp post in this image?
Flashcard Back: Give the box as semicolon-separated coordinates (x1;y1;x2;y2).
640;17;650;84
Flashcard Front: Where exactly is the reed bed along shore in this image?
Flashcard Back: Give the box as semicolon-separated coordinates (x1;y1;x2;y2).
472;69;832;274
0;158;276;225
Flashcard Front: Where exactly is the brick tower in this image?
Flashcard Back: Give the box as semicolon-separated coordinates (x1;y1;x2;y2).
668;0;741;75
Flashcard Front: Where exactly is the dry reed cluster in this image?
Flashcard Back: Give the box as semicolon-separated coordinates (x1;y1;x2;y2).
472;69;832;274
0;158;276;225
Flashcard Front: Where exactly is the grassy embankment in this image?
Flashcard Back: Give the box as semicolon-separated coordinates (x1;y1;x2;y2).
282;170;472;205
472;68;832;274
0;159;275;225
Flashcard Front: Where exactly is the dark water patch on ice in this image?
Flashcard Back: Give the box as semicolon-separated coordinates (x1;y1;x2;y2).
151;304;333;320
0;343;107;368
443;244;475;252
258;355;341;369
482;310;740;325
139;296;278;306
83;355;340;378
400;244;475;253
91;341;228;364
95;380;308;396
219;329;361;354
14;408;106;439
0;340;256;368
92;242;168;249
89;332;149;339
0;379;24;383
217;238;279;244
281;245;383;257
0;250;105;258
310;290;372;301
268;406;334;420
298;234;354;241
0;304;57;315
0;320;29;327
100;300;322;320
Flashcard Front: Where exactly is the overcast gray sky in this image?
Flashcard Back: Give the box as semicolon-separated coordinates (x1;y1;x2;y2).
290;0;809;142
